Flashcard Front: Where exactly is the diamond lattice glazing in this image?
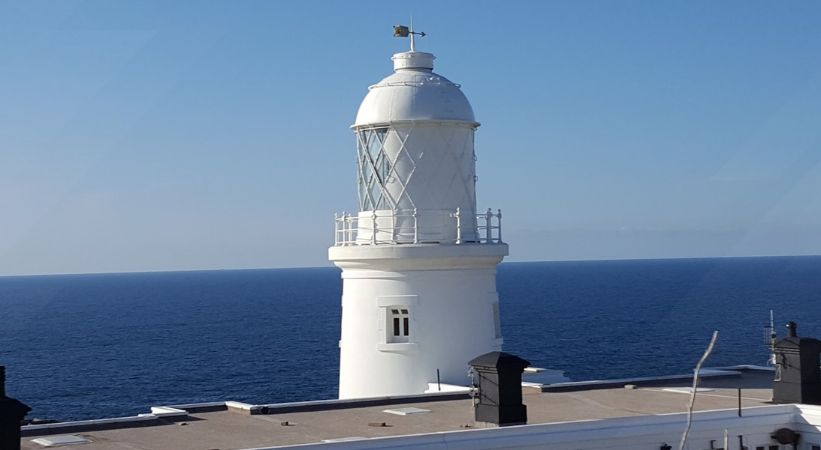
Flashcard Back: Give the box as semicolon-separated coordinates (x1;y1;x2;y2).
356;127;417;212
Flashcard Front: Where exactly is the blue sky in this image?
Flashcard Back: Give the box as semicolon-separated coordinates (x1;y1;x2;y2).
1;1;820;275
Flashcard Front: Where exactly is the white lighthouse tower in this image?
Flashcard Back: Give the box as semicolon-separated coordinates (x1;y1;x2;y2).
329;27;508;399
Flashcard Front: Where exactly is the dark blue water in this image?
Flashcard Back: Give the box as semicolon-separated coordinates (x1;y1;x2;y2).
2;256;820;421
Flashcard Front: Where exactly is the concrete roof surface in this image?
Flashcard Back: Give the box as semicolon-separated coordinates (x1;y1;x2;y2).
21;369;776;450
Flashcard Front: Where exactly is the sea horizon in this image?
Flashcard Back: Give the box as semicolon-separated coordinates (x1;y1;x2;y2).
3;252;820;279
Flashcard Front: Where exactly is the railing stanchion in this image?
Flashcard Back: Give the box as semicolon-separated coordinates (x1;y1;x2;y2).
497;209;502;243
413;208;418;244
391;209;397;244
334;213;339;245
342;212;347;245
371;211;378;245
455;207;462;244
345;212;351;245
485;208;493;243
352;214;358;245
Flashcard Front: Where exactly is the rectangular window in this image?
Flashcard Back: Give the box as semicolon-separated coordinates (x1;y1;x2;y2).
388;307;410;343
377;296;417;348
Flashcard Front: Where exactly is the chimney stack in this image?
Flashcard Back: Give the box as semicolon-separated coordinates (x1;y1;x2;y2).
469;352;530;427
772;322;821;405
0;366;31;450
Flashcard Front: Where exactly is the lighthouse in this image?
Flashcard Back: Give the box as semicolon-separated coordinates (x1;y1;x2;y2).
329;27;508;399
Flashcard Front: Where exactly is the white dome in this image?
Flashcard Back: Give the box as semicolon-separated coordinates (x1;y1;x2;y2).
353;51;477;128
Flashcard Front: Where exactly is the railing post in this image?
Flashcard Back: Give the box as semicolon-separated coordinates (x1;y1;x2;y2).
371;211;378;245
351;213;356;245
352;214;357;245
455;207;462;244
391;209;396;244
334;213;339;245
349;212;354;246
485;208;493;244
344;213;351;245
497;209;503;243
413;208;418;244
342;212;347;245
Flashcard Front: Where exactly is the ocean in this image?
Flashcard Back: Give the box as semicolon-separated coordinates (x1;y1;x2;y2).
2;256;820;421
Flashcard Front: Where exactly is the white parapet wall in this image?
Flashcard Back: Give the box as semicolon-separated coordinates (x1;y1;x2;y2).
245;404;821;450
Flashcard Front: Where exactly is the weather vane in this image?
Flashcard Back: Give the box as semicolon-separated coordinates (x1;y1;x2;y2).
393;19;426;52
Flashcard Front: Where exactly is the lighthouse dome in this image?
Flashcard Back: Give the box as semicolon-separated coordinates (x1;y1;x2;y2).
353;51;477;127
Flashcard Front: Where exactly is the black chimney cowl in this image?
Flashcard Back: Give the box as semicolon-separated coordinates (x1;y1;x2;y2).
787;321;798;338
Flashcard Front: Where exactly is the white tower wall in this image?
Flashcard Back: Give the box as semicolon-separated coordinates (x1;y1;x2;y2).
332;245;506;398
331;43;508;399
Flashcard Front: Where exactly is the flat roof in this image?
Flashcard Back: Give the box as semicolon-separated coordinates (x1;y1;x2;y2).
21;367;776;450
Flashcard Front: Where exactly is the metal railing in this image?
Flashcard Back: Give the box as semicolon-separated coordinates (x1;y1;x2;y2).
333;208;503;246
476;208;503;245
